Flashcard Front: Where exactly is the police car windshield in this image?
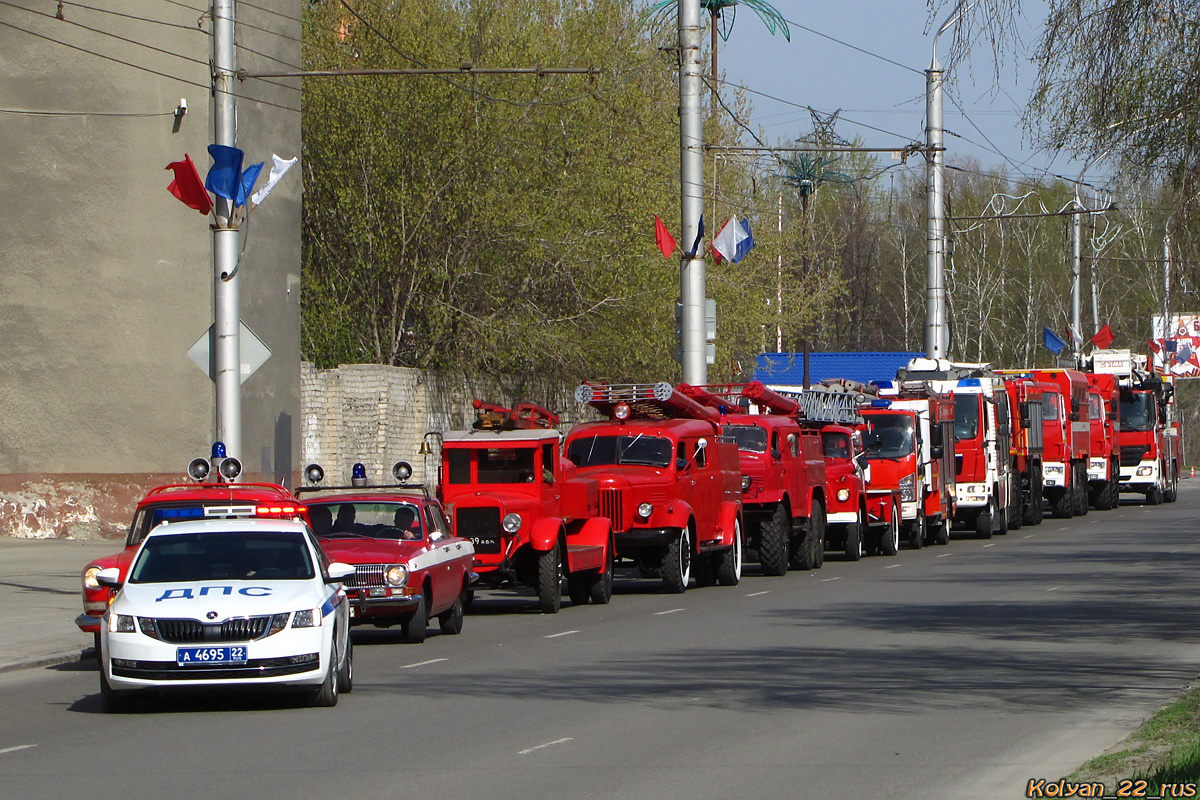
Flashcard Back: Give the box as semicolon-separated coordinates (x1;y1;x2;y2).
129;531;315;583
724;424;768;454
308;501;424;541
567;435;672;468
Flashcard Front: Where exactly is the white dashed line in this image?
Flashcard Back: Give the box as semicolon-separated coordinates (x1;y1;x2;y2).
937;553;953;558
400;658;448;670
519;738;574;755
745;590;770;597
544;630;579;639
1057;527;1069;531
0;746;36;756
884;564;901;569
1023;534;1036;539
820;576;842;582
1047;586;1060;591
983;543;997;548
655;608;685;616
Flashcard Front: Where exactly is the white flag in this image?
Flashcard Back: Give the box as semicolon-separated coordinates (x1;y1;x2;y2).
250;154;298;206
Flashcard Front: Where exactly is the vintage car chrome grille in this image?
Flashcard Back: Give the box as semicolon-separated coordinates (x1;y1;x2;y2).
599;489;623;529
456;507;502;553
345;564;386;588
149;616;271;644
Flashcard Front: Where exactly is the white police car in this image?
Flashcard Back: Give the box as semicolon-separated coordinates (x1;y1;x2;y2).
96;518;353;711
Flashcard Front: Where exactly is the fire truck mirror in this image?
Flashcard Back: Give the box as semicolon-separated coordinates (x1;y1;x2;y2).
1021;417;1031;429
930;445;944;459
1069;412;1080;422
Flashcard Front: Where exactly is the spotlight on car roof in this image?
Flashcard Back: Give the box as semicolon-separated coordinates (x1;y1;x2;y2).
305;463;325;485
186;458;210;483
392;461;413;483
351;462;368;487
218;456;242;482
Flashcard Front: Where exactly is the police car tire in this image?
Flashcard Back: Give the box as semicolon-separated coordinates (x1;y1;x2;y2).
758;505;790;576
438;592;465;635
567;573;590;606
716;519;742;586
661;528;691;594
588;551;614;605
403;592;428;643
311;645;339;707
99;669;132;713
337;636;353;693
537;542;563;614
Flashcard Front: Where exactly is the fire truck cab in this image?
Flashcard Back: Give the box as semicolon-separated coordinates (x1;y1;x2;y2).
1030;369;1092;517
439;400;614;614
565;383;743;594
1083;372;1121;509
1000;374;1046;527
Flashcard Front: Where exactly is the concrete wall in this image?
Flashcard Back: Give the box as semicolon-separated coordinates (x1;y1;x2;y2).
0;2;301;480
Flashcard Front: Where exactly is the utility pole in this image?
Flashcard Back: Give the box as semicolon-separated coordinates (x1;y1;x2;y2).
212;0;242;458
1163;228;1172;342
679;0;707;384
1071;198;1082;356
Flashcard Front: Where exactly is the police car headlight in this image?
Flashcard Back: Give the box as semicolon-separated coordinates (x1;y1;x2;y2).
291;608;323;628
837;488;850;502
83;565;102;591
138;617;159;640
637;502;653;519
108;614;135;634
267;613;290;637
385;565;409;587
502;513;522;533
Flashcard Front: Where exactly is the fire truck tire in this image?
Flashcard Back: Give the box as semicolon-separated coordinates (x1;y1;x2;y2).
758;505;790;576
99;668;133;713
1023;467;1044;525
438;592;465;634
661;528;692;594
567;573;590;606
931;519;950;546
844;514;864;561
1146;485;1163;505
1048;487;1073;519
975;502;994;540
716;520;743;586
536;542;564;613
907;514;925;550
402;593;429;643
309;643;340;707
880;510;900;556
637;559;662;579
337;635;354;692
589;551;614;604
1165;473;1178;503
997;503;1009;536
812;501;826;568
694;553;717;587
1075;466;1090;516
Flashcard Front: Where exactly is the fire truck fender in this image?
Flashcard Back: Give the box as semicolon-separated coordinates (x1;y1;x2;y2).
571;516;612;551
529;517;566;553
718;502;742;546
657;503;694;531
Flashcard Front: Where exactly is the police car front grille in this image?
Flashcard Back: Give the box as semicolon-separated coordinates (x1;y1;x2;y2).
152;616;271;644
345;565;385;588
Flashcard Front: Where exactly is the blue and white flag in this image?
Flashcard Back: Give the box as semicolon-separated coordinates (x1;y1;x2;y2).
205;144;244;200
250;154;298;207
235;161;264;208
712;216;755;264
733;218;755;262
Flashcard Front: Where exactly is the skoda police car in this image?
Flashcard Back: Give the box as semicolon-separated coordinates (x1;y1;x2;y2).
96;518;353;712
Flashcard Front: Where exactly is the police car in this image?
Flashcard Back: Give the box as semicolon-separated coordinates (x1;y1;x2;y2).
96;518;353;712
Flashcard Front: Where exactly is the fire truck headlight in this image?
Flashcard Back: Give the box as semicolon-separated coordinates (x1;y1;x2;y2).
502;513;522;533
614;403;631;421
637;502;653;520
1137;466;1153;476
83;565;102;591
741;476;752;491
384;565;409;587
837;488;850;502
1044;465;1064;475
899;475;916;503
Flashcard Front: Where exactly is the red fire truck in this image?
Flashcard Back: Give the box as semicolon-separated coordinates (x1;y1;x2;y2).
1031;369;1093;517
677;381;829;574
438;400;614;614
565;383;743;593
1001;374;1046;527
1084;372;1121;510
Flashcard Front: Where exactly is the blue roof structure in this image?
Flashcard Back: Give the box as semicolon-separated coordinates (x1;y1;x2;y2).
755;352;923;387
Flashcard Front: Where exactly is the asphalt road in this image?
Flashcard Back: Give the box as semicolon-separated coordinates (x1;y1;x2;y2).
3;486;1200;800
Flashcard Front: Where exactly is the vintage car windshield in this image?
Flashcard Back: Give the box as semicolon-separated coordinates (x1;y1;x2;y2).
724;424;768;454
129;531;315;583
1120;394;1155;432
953;394;980;440
307;501;425;540
446;447;537;485
863;415;915;459
567;435;672;468
822;432;852;460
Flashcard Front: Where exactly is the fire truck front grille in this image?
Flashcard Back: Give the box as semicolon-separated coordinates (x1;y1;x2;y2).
149;616;271;643
345;565;385;588
599;489;623;530
456;507;502;553
1120;446;1149;467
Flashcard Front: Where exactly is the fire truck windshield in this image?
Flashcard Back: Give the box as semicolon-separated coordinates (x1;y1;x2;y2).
1042;394;1061;422
1120;394;1155;432
723;424;768;453
953;395;980;441
822;432;851;459
863;416;915;459
567;435;672;468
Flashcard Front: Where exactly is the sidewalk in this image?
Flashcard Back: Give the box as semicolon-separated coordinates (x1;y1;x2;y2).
0;537;117;672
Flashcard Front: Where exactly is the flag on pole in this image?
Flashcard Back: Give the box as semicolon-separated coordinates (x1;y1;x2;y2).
250;154;298;207
1090;324;1115;349
733;218;755;262
687;214;705;257
205;144;245;200
1067;324;1084;348
654;214;677;259
712;216;755;264
1043;327;1067;355
165;154;212;215
235;161;264;208
1176;341;1193;365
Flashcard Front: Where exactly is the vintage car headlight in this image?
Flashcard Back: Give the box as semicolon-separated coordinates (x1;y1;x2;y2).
837;488;851;502
108;613;135;634
637;502;653;519
83;565;102;591
385;564;409;587
502;513;522;533
292;607;323;628
899;475;916;502
741;476;752;491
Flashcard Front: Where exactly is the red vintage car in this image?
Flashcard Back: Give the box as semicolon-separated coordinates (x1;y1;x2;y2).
75;444;306;649
299;461;474;644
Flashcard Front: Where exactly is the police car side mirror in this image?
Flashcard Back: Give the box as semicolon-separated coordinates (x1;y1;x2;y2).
95;568;123;590
325;563;355;584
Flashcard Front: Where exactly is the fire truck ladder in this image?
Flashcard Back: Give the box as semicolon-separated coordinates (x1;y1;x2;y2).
576;383;718;421
472;399;561;430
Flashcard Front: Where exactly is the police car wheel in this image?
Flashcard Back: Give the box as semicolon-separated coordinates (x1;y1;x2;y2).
337;636;353;693
438;591;465;635
99;668;133;713
310;644;339;707
403;592;429;643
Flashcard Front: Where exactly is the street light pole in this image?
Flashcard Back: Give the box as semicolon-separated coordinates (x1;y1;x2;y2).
212;0;242;457
679;0;707;384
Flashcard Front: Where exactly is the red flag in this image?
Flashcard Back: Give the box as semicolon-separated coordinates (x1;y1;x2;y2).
1090;324;1114;349
654;214;677;259
166;154;212;215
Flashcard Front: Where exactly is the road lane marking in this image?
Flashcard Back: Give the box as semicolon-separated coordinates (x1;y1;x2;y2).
0;745;35;756
884;564;901;569
1090;519;1100;524
1047;587;1060;591
1057;527;1069;531
655;608;685;616
544;630;579;639
937;553;953;558
983;543;997;548
519;738;573;755
401;658;447;670
1023;534;1036;539
819;576;841;582
745;590;770;597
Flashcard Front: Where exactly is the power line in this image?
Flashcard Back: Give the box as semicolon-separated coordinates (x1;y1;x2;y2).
0;107;173;117
58;0;205;34
781;15;923;76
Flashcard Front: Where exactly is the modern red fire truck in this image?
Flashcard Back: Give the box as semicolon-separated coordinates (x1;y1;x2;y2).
1029;369;1092;517
438;400;614;614
565;383;743;593
1000;374;1046;527
1083;372;1121;510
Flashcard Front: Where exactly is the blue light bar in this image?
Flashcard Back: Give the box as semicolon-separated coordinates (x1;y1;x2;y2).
957;378;982;387
211;441;227;459
156;507;206;520
352;463;367;480
870;399;892;408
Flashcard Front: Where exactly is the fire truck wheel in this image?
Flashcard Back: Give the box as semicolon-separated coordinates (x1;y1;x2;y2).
438;592;465;635
1075;467;1090;516
880;511;900;556
1146;485;1164;505
694;553;717;587
997;504;1009;535
716;520;743;586
1049;487;1074;519
661;528;692;594
463;589;474;611
758;505;790;577
811;500;826;569
402;592;428;643
567;573;591;606
907;515;925;550
588;550;614;604
337;635;354;692
537;542;564;614
844;515;864;562
99;668;133;713
1165;474;1178;503
974;502;994;540
637;559;662;579
1023;467;1044;525
931;519;950;546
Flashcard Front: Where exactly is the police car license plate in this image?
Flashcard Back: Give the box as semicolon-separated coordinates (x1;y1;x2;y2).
176;646;247;666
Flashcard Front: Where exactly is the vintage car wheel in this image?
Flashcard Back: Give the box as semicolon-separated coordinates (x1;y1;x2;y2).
402;592;428;643
716;520;742;586
694;552;717;587
588;550;614;605
661;528;691;594
758;504;790;577
309;644;340;707
438;592;465;635
536;541;564;614
337;635;353;693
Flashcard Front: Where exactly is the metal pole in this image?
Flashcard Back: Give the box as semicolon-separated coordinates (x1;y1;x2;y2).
1164;229;1172;341
924;59;947;359
679;0;706;384
776;193;783;352
1072;201;1082;356
213;0;242;458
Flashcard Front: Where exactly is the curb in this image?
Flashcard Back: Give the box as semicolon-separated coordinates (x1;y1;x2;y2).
0;649;91;676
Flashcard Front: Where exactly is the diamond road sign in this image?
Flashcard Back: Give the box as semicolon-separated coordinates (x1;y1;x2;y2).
188;322;271;384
